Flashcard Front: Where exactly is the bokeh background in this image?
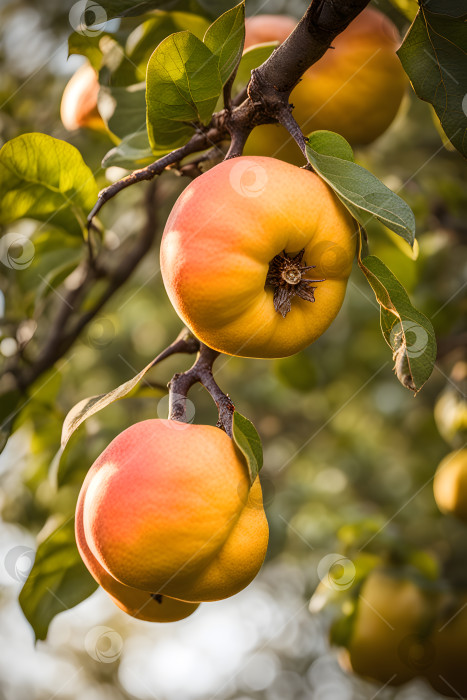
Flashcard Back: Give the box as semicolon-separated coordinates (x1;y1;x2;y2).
0;0;466;698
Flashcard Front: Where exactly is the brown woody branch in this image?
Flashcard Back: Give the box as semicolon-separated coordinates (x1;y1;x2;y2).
3;0;371;398
87;0;370;228
86;119;227;227
169;344;235;436
8;179;160;392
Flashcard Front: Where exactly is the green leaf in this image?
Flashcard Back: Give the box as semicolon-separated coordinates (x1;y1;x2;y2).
0;134;99;235
125;11;210;82
397;7;467;158
68;32;104;70
98;82;147;139
146;31;222;152
358;254;436;393
19;519;98;641
387;0;418;20
97;0;237;20
307;129;355;162
204;2;245;85
233;42;276;94
102;130;154;168
232;411;263;485
306;131;416;246
419;1;466;18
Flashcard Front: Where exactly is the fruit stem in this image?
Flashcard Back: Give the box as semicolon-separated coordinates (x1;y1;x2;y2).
277;105;307;157
168;344;235;436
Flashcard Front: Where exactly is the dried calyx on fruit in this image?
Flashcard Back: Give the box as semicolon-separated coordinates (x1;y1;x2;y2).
265;249;325;318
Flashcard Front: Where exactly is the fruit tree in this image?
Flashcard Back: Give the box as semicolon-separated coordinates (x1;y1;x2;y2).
0;0;466;698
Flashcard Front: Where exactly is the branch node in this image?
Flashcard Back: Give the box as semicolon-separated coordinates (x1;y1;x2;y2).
168;343;235;436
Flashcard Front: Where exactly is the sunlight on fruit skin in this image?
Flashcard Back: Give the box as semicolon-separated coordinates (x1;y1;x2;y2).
426;593;467;698
161;156;356;359
77;419;268;602
433;449;467;522
60;62;105;132
243;8;407;163
76;491;200;622
342;570;438;686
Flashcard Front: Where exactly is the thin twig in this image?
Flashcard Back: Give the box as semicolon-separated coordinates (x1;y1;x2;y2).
87;120;227;231
150;328;200;369
174;144;227;178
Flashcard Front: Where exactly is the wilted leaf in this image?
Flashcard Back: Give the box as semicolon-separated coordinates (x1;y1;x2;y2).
146;31;222;152
0;134;99;235
19;519;97;640
204;2;245;84
306;131;416;245
397;6;467;157
232;411;263;484
61;356;160;450
359;253;436;393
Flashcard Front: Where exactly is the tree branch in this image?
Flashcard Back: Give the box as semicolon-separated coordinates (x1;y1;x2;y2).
257;0;371;93
9;179;160;392
4;0;372;399
87;118;227;228
87;0;371;229
168;343;235;436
